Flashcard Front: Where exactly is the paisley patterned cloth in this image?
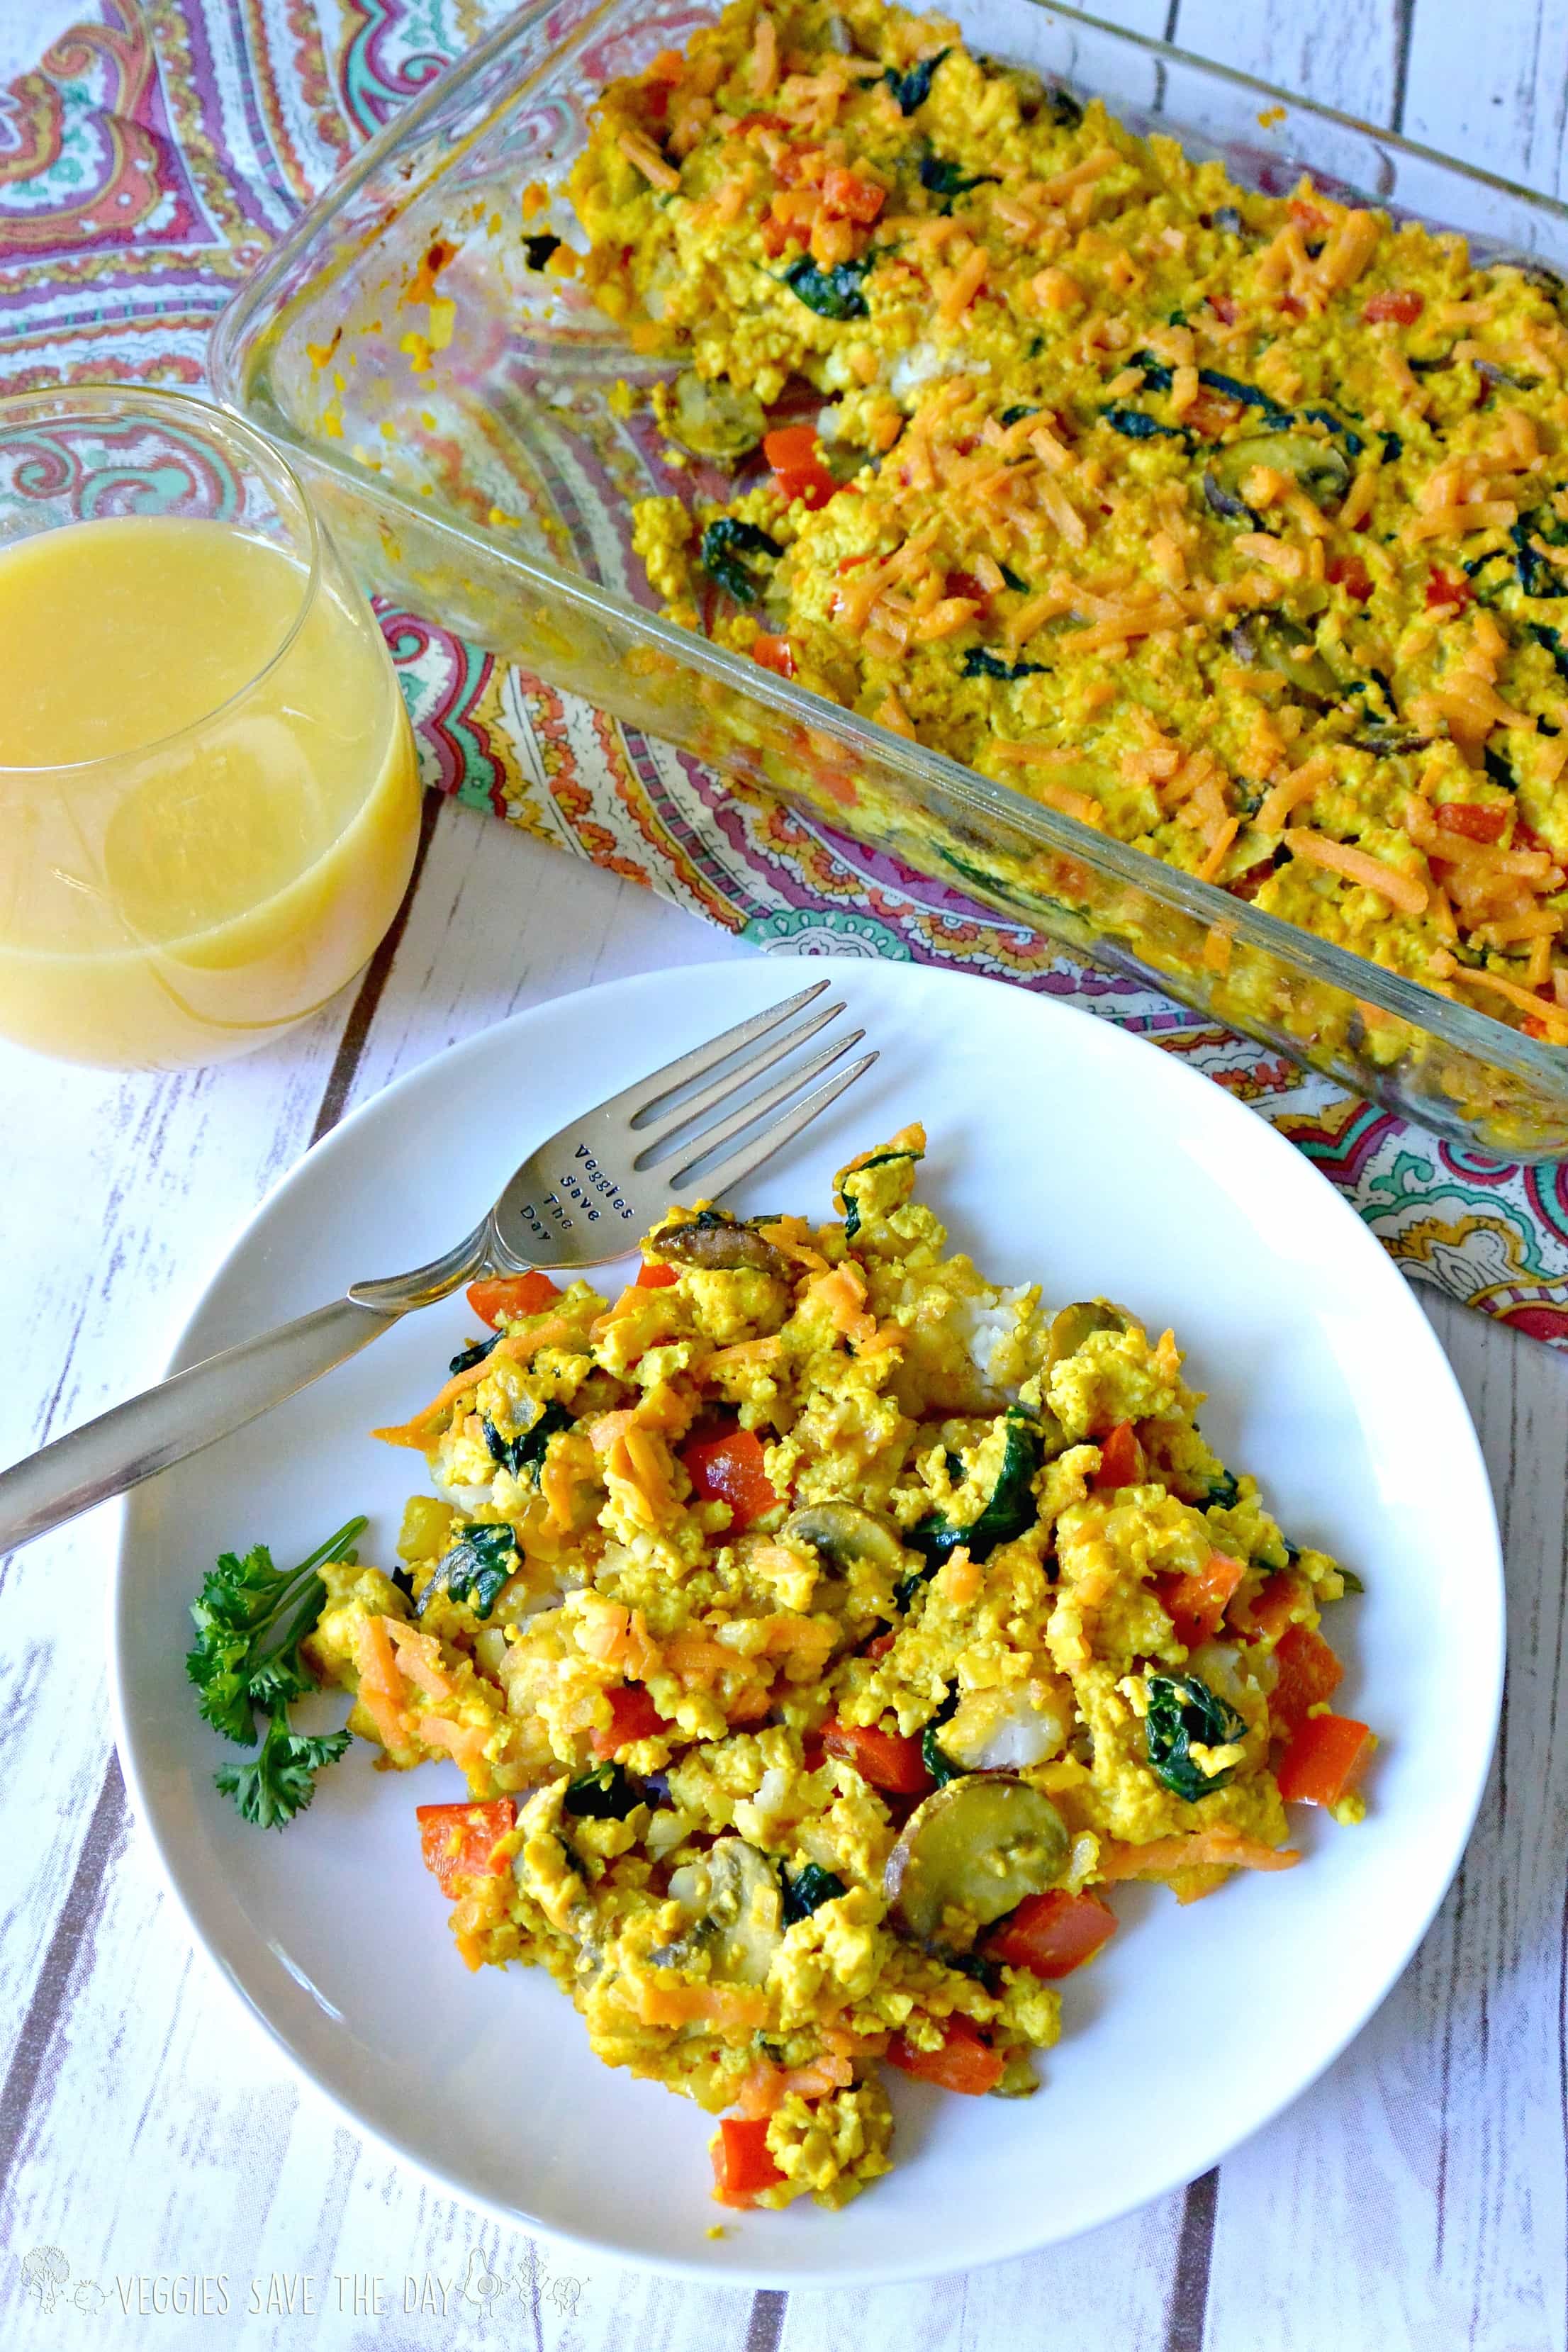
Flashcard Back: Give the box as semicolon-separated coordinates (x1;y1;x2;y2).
7;0;1568;1346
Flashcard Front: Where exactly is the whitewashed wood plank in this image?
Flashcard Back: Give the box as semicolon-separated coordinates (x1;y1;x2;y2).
1171;0;1400;121
1402;0;1568;198
780;2190;1189;2352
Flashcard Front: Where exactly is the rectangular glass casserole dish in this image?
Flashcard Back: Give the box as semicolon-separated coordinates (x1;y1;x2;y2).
212;0;1568;1158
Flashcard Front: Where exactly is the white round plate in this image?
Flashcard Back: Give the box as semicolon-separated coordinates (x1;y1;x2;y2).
113;958;1501;2286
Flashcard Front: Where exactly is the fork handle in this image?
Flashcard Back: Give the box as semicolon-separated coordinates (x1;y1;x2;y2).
0;1297;401;1556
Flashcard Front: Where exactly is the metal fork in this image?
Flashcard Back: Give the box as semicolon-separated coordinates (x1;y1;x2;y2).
0;980;874;1555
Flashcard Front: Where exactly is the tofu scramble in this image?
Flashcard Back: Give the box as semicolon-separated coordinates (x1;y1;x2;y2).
300;1131;1372;2211
568;0;1568;1047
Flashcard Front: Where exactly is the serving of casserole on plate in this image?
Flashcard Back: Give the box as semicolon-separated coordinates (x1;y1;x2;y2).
215;0;1568;1154
113;959;1500;2281
282;1121;1371;2215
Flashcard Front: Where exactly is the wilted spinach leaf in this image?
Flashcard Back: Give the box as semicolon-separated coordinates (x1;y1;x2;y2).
781;252;873;319
962;647;1047;680
883;49;948;113
1144;1674;1246;1802
448;1331;502;1377
701;516;782;603
418;1522;516;1621
1101;406;1187;442
781;1861;848;1924
483;1399;573;1484
919;154;993;199
564;1763;641;1820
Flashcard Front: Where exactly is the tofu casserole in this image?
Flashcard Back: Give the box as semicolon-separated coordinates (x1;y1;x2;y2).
564;0;1568;1046
302;1131;1373;2212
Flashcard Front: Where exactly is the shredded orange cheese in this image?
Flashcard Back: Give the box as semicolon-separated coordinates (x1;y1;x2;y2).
1282;828;1429;914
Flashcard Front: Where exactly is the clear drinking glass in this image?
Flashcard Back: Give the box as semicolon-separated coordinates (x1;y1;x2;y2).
0;387;421;1070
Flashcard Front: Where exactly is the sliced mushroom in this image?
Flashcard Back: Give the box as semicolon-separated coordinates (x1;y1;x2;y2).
666;369;766;465
1350;726;1433;757
654;1212;790;1277
658;1837;783;1984
1202;469;1258;525
1496;257;1567;301
1206;430;1352;513
1044;1300;1131;1372
885;1774;1070;1952
1227;616;1339;704
783;1501;909;1577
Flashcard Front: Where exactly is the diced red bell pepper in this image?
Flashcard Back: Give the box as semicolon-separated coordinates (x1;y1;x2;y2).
863;1630;898;1662
760;211;813;257
886;2014;1004;2095
1327;554;1373;602
821;165;885;225
416;1798;517;1897
763;423;839;511
985;1888;1119;1978
822;1717;932;1796
1185;386;1243;439
1362;288;1425;325
1094;1421;1145;1491
712;2117;785;2206
1276;1712;1374;1806
466;1270;560;1326
591;1684;666;1759
1154;1551;1246;1650
1436;802;1508;845
1237;1570;1304;1642
635;1258;679;1288
944;569;990;605
1426;569;1472;611
1206;292;1238;325
1270;1623;1344;1736
751;632;797;678
680;1427;780;1530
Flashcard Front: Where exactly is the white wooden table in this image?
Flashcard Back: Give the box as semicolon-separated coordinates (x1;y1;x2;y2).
4;1;1567;2343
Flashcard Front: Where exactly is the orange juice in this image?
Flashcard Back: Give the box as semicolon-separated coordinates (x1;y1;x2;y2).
0;514;420;1068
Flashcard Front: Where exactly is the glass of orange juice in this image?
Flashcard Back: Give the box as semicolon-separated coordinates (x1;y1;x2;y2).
0;386;421;1069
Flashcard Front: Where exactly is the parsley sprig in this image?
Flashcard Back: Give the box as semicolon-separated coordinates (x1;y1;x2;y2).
186;1516;366;1829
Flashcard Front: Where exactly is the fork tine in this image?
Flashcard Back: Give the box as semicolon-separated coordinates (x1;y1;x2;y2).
637;1024;866;1175
668;1051;879;1197
632;999;846;1150
607;979;831;1125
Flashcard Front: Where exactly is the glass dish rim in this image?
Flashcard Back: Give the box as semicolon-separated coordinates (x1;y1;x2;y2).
0;384;325;780
210;0;1568;1100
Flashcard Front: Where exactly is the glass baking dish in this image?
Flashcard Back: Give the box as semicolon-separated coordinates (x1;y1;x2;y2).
212;0;1568;1158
